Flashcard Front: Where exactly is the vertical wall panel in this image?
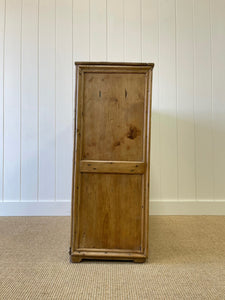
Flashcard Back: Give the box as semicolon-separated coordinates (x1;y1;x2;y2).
73;0;90;61
21;0;38;201
142;0;160;200
176;0;195;200
73;0;90;146
4;0;22;201
55;0;73;201
39;0;55;201
159;0;178;200
1;0;225;211
0;0;5;201
194;0;213;201
90;0;106;61
107;0;123;61
124;0;141;61
211;0;225;200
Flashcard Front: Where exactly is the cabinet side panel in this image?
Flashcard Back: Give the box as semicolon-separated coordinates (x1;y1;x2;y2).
71;64;153;260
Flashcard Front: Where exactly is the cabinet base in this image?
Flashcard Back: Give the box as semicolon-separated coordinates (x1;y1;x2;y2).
133;258;146;263
70;256;82;263
70;254;147;263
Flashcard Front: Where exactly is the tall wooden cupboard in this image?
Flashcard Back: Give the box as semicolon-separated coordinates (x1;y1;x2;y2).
70;62;154;263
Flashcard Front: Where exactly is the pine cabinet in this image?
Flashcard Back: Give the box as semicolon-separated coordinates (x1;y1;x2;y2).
70;62;154;263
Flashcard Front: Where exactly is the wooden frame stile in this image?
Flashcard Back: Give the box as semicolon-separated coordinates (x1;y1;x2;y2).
71;65;84;263
70;62;154;263
144;69;153;259
70;65;79;256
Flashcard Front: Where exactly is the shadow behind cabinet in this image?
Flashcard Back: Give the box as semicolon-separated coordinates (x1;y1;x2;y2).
70;62;154;263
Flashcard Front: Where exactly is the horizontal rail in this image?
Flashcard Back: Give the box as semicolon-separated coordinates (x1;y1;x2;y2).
80;160;145;174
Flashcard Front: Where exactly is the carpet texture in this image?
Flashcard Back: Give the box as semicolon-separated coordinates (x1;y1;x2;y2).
0;216;225;299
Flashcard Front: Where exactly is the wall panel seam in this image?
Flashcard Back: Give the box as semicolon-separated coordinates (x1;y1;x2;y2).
54;0;57;202
37;0;40;202
158;0;161;201
89;0;91;60
209;0;215;202
2;0;6;202
72;0;74;173
123;0;126;61
140;0;142;62
20;0;23;202
106;0;108;61
192;0;197;202
175;0;179;201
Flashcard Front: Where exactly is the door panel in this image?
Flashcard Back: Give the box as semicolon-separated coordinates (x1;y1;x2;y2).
82;72;145;161
78;173;142;250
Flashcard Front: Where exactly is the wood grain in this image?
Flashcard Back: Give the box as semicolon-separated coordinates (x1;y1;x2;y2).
78;173;143;250
80;160;145;174
82;72;145;161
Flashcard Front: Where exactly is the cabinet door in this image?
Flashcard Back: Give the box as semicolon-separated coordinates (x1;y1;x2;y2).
71;63;153;262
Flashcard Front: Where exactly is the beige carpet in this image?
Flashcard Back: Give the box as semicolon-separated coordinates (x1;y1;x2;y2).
0;216;225;299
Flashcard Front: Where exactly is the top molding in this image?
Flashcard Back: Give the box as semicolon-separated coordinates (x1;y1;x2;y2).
75;61;154;68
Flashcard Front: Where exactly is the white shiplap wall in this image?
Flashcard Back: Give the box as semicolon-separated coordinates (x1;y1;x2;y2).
1;0;225;216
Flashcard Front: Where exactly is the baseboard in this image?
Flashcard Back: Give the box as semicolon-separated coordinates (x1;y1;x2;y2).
150;201;225;215
0;201;71;216
0;201;225;216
